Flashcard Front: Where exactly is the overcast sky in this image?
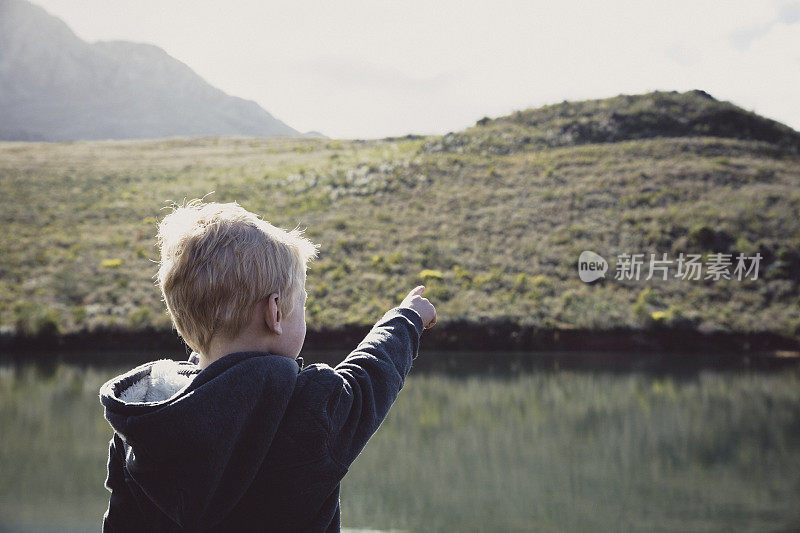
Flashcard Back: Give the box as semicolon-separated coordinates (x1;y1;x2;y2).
33;0;800;139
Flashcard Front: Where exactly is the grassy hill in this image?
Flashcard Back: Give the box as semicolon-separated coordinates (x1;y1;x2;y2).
1;90;799;346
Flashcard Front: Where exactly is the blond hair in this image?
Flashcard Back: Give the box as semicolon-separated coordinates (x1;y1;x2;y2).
155;199;319;355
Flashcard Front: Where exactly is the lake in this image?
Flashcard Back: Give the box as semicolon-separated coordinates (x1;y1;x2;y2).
1;350;799;532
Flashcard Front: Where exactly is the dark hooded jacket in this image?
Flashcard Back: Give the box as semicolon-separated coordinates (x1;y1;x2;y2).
99;306;424;532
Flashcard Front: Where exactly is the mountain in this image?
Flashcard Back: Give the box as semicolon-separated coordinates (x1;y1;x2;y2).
301;131;329;138
425;90;800;155
0;0;299;141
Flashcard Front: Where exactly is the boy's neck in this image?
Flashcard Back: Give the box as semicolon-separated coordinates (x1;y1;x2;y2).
200;336;294;369
201;337;265;369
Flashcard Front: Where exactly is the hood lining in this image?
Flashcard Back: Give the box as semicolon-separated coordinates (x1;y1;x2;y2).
118;359;197;404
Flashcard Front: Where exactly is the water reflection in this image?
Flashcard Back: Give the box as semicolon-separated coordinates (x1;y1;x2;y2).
1;353;798;531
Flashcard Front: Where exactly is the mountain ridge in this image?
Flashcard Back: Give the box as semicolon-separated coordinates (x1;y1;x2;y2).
425;90;800;155
0;0;299;141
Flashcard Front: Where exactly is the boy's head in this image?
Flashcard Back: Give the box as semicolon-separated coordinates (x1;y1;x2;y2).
155;199;319;356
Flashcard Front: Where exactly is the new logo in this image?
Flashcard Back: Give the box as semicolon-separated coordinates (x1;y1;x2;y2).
578;251;608;282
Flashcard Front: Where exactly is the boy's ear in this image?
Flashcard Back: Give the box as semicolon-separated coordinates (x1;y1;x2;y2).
264;293;282;335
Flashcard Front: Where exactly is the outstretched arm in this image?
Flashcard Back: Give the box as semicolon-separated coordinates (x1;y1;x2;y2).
324;286;436;468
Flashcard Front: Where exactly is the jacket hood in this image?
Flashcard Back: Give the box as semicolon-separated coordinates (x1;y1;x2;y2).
99;351;303;530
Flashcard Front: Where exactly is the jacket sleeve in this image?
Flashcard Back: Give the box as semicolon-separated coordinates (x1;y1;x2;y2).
324;306;424;468
102;434;148;532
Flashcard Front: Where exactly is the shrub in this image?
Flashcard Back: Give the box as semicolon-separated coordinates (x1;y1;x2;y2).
633;287;661;325
35;308;61;336
513;273;529;293
650;310;668;324
687;225;734;252
72;306;87;325
452;265;473;288
12;301;37;332
421;282;452;302
419;269;445;280
12;301;61;336
128;306;152;329
531;274;555;290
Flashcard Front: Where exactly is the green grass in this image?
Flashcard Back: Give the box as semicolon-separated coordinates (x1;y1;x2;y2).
1;361;799;531
0;91;799;340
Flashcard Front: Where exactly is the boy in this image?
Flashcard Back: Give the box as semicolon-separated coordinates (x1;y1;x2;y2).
99;200;436;532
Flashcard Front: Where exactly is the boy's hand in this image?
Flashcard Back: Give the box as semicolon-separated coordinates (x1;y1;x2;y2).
400;286;437;330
